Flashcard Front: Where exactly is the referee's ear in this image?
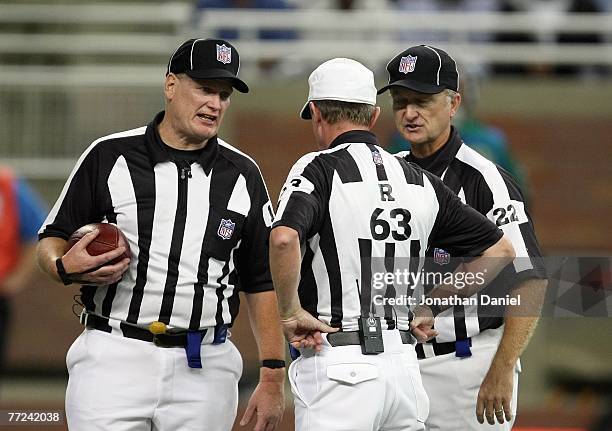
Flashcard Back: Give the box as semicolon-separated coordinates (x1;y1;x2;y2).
368;106;381;130
309;101;322;123
449;92;462;119
164;73;179;102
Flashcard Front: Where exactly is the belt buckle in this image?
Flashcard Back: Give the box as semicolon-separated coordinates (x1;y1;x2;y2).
79;309;89;326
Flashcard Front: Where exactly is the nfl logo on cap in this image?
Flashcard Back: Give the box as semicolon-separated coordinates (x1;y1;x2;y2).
399;55;417;74
217;218;235;240
433;248;450;265
216;44;232;64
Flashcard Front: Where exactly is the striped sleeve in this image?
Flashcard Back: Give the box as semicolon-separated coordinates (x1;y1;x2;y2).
426;171;503;257
237;164;275;293
485;167;546;279
458;146;546;280
272;153;330;241
38;142;105;240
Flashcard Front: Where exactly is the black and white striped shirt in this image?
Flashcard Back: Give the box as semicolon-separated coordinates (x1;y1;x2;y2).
39;112;275;337
273;130;502;331
398;126;546;349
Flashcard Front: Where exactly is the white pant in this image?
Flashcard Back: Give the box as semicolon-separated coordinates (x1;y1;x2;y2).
419;327;520;431
65;328;243;431
289;330;428;431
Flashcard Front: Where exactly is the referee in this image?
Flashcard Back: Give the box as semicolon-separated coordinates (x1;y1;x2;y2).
37;39;285;431
379;44;548;429
269;58;515;431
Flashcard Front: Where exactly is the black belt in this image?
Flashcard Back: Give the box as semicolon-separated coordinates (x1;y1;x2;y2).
328;330;415;347
415;321;504;359
415;340;463;359
81;312;207;348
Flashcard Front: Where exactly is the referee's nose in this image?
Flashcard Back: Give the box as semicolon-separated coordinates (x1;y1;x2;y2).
206;93;222;111
403;103;419;121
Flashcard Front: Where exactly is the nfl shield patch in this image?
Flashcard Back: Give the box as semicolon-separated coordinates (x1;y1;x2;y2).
433;248;450;265
216;44;232;64
217;218;235;240
399;55;418;74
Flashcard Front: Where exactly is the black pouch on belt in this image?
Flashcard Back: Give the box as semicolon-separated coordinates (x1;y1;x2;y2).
358;315;384;355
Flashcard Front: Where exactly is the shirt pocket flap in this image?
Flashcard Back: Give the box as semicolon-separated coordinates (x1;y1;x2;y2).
326;363;378;385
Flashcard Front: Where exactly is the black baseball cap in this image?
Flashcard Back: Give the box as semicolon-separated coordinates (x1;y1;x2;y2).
377;45;458;95
167;38;249;93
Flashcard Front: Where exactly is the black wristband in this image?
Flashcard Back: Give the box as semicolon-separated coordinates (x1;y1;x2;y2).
55;257;73;286
261;359;286;369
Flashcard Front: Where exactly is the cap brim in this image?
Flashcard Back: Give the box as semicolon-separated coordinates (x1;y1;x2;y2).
185;69;249;93
377;80;445;95
300;101;312;120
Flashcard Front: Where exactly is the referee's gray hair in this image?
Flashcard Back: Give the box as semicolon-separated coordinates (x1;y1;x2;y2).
445;89;459;103
313;100;375;127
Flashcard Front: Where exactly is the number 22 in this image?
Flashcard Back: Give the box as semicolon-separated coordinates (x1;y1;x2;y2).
493;204;519;226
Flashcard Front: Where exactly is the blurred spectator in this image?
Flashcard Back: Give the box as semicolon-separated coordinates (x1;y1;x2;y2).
195;0;297;41
556;0;607;77
458;0;500;44
0;167;47;376
388;0;500;64
492;0;538;75
336;0;356;9
495;0;608;76
594;0;612;11
301;0;390;9
195;0;298;74
389;0;447;43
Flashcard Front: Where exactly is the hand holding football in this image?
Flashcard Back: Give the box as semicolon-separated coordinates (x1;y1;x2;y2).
67;223;131;265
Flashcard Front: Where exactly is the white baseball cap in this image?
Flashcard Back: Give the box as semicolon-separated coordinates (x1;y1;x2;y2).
300;58;377;119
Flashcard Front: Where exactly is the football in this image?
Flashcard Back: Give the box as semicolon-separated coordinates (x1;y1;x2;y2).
67;223;131;265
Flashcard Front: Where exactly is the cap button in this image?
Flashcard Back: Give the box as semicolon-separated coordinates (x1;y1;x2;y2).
149;321;167;335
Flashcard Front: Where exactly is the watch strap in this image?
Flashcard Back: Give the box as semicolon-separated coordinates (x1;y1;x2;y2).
55;257;73;286
261;359;286;369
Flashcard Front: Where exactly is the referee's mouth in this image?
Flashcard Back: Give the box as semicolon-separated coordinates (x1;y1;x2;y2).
196;113;218;124
404;124;423;131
